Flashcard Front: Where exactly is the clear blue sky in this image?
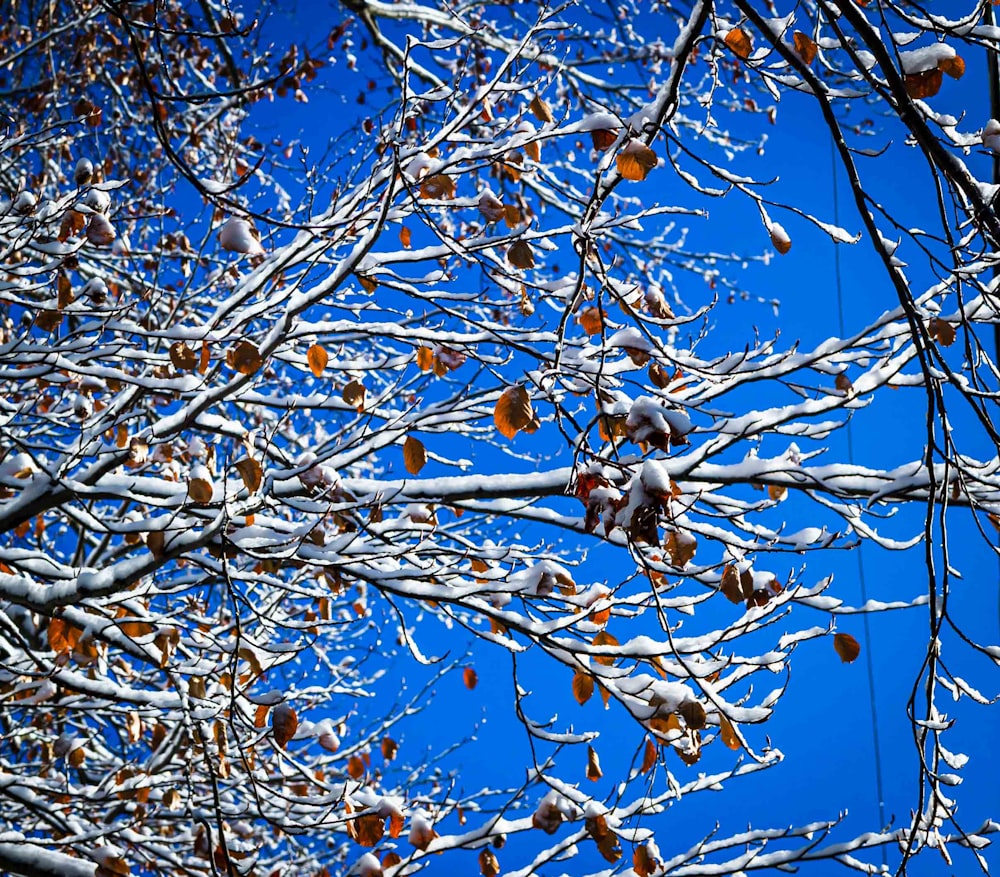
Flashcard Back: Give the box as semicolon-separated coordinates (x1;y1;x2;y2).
245;5;1000;874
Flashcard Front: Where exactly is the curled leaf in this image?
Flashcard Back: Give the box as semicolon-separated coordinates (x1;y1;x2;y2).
494;385;537;439
586;744;603;781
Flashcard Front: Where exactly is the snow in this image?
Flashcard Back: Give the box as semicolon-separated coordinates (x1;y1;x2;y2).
899;43;956;74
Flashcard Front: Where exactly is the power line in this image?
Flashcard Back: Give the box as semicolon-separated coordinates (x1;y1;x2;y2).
829;136;888;864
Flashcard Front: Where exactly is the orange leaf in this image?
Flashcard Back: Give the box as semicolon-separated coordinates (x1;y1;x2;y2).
307;344;328;377
494;385;536;439
254;704;269;728
592;630;619;666
834;632;861;663
578;307;603;335
347;755;366;779
381;736;398;761
572;670;594;705
616;141;657;181
724;27;752;59
416;346;435;371
792;31;817;64
463;666;478;690
904;68;942;99
938;54;965;79
403;436;426;475
633;844;661;877
590;128;618;151
770;223;791;255
640;737;657;773
48;617;82;655
188;477;213;505
586;744;602;781
719;713;741;750
399;225;412;248
479;848;501;877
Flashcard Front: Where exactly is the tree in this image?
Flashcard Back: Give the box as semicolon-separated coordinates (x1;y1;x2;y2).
0;0;998;875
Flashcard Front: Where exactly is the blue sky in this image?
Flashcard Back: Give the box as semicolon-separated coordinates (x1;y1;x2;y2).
240;5;1000;874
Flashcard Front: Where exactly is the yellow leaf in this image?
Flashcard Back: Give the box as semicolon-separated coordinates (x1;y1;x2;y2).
616;141;657;181
494;385;536;439
307;344;328;377
403;435;426;475
724;27;752;59
834;632;861;663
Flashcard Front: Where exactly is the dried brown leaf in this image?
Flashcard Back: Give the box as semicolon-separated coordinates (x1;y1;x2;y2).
834;632;861;663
